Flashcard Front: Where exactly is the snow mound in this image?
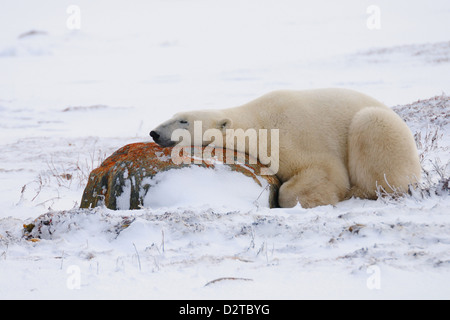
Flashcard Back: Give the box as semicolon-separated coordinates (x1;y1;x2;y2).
141;166;271;210
393;94;450;130
392;95;450;198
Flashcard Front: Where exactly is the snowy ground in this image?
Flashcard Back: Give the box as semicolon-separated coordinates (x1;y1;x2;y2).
1;0;450;299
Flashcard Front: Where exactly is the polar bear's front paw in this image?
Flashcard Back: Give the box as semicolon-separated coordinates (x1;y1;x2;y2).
278;167;348;209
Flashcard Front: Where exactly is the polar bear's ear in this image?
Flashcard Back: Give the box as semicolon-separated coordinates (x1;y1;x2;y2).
218;118;233;132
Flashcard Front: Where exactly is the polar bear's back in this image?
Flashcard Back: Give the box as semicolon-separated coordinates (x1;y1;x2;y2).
244;88;388;126
237;88;389;181
242;87;388;147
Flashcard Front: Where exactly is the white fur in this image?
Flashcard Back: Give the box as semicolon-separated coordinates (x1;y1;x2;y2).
151;88;421;208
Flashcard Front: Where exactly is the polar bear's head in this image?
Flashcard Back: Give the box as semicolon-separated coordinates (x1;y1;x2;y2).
150;110;233;147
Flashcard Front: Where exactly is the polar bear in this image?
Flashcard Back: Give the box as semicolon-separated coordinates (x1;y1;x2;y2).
150;88;421;208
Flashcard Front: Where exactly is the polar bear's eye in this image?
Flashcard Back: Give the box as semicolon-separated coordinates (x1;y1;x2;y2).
179;120;188;124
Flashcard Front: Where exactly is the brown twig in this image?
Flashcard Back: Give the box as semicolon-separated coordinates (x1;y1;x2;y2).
204;277;253;287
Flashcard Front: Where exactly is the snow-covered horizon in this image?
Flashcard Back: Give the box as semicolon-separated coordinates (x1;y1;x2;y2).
1;0;449;300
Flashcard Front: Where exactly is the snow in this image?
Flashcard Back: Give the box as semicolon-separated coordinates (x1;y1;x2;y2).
1;0;450;299
141;166;271;210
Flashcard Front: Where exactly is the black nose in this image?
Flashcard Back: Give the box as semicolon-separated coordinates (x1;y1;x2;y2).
150;130;160;140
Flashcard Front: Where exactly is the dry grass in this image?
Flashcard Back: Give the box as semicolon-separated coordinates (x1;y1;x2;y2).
20;145;108;206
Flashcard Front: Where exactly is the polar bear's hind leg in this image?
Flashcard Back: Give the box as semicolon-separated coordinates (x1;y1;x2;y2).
347;107;421;199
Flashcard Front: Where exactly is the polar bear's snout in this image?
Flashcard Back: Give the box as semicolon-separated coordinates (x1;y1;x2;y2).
150;129;173;147
149;130;160;141
151;116;192;147
150;124;179;147
149;129;167;145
